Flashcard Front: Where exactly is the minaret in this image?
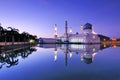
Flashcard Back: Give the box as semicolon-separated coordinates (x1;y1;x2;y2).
80;25;83;32
70;27;72;34
54;24;58;38
65;21;68;41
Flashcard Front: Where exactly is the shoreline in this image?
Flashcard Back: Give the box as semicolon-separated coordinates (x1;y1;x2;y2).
0;42;37;52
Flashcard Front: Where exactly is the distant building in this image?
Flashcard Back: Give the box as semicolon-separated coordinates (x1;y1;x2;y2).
39;38;57;43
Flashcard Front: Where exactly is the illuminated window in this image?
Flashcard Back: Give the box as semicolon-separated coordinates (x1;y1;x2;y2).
71;45;84;49
93;36;95;39
93;48;95;51
70;37;84;42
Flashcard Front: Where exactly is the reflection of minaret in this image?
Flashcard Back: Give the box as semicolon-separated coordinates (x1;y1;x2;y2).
64;44;69;66
80;53;84;61
70;51;72;59
54;24;57;38
54;46;57;62
65;21;68;41
65;51;68;66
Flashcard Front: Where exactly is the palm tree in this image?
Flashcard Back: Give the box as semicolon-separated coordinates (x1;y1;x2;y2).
7;27;14;45
0;23;5;42
13;28;19;42
7;27;19;45
21;32;28;42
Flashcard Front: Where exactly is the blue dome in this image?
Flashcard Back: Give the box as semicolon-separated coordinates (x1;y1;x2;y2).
83;23;92;30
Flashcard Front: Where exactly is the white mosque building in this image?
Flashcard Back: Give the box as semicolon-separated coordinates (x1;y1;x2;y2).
54;21;100;43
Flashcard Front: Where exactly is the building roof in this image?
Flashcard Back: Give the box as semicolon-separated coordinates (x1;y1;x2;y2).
83;23;93;30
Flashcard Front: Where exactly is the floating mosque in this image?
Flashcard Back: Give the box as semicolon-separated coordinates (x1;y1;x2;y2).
39;21;109;43
54;21;100;43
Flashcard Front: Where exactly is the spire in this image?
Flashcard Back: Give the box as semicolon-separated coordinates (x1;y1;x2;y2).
80;25;83;32
65;20;68;41
70;27;72;33
54;24;57;38
65;21;68;35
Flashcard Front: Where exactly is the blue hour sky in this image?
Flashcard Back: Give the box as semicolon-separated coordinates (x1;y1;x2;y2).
0;0;120;38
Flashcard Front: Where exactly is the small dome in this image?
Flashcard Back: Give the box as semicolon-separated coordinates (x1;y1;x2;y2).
83;23;92;30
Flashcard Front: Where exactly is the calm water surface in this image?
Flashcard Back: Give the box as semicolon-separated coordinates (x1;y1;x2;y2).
0;44;120;80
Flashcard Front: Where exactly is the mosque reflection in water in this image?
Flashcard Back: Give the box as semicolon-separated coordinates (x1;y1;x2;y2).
39;43;119;65
0;47;36;69
0;43;119;69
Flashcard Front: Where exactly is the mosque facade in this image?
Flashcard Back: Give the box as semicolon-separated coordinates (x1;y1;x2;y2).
39;21;100;43
56;21;100;43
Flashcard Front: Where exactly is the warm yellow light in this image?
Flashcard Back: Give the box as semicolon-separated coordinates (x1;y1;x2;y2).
111;38;117;41
104;44;106;48
29;39;35;43
113;44;117;48
104;39;106;41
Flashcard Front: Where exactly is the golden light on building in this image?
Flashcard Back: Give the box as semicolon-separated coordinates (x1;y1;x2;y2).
104;44;106;48
111;38;117;41
104;39;106;41
112;44;117;48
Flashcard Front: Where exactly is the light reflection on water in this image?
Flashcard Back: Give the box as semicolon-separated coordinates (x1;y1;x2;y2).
0;44;120;80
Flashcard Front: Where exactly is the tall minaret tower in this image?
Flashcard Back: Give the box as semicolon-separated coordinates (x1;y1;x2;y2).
54;24;58;38
80;25;83;33
65;21;68;41
70;27;72;34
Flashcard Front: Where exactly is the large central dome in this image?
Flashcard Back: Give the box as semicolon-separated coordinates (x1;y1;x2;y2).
83;23;93;30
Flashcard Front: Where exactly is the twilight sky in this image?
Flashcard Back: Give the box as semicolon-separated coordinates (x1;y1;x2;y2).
0;0;120;38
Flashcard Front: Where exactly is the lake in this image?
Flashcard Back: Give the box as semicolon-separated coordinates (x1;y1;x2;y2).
0;44;120;80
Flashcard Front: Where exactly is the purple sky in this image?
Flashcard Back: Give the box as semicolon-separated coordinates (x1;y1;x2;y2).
0;0;120;38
